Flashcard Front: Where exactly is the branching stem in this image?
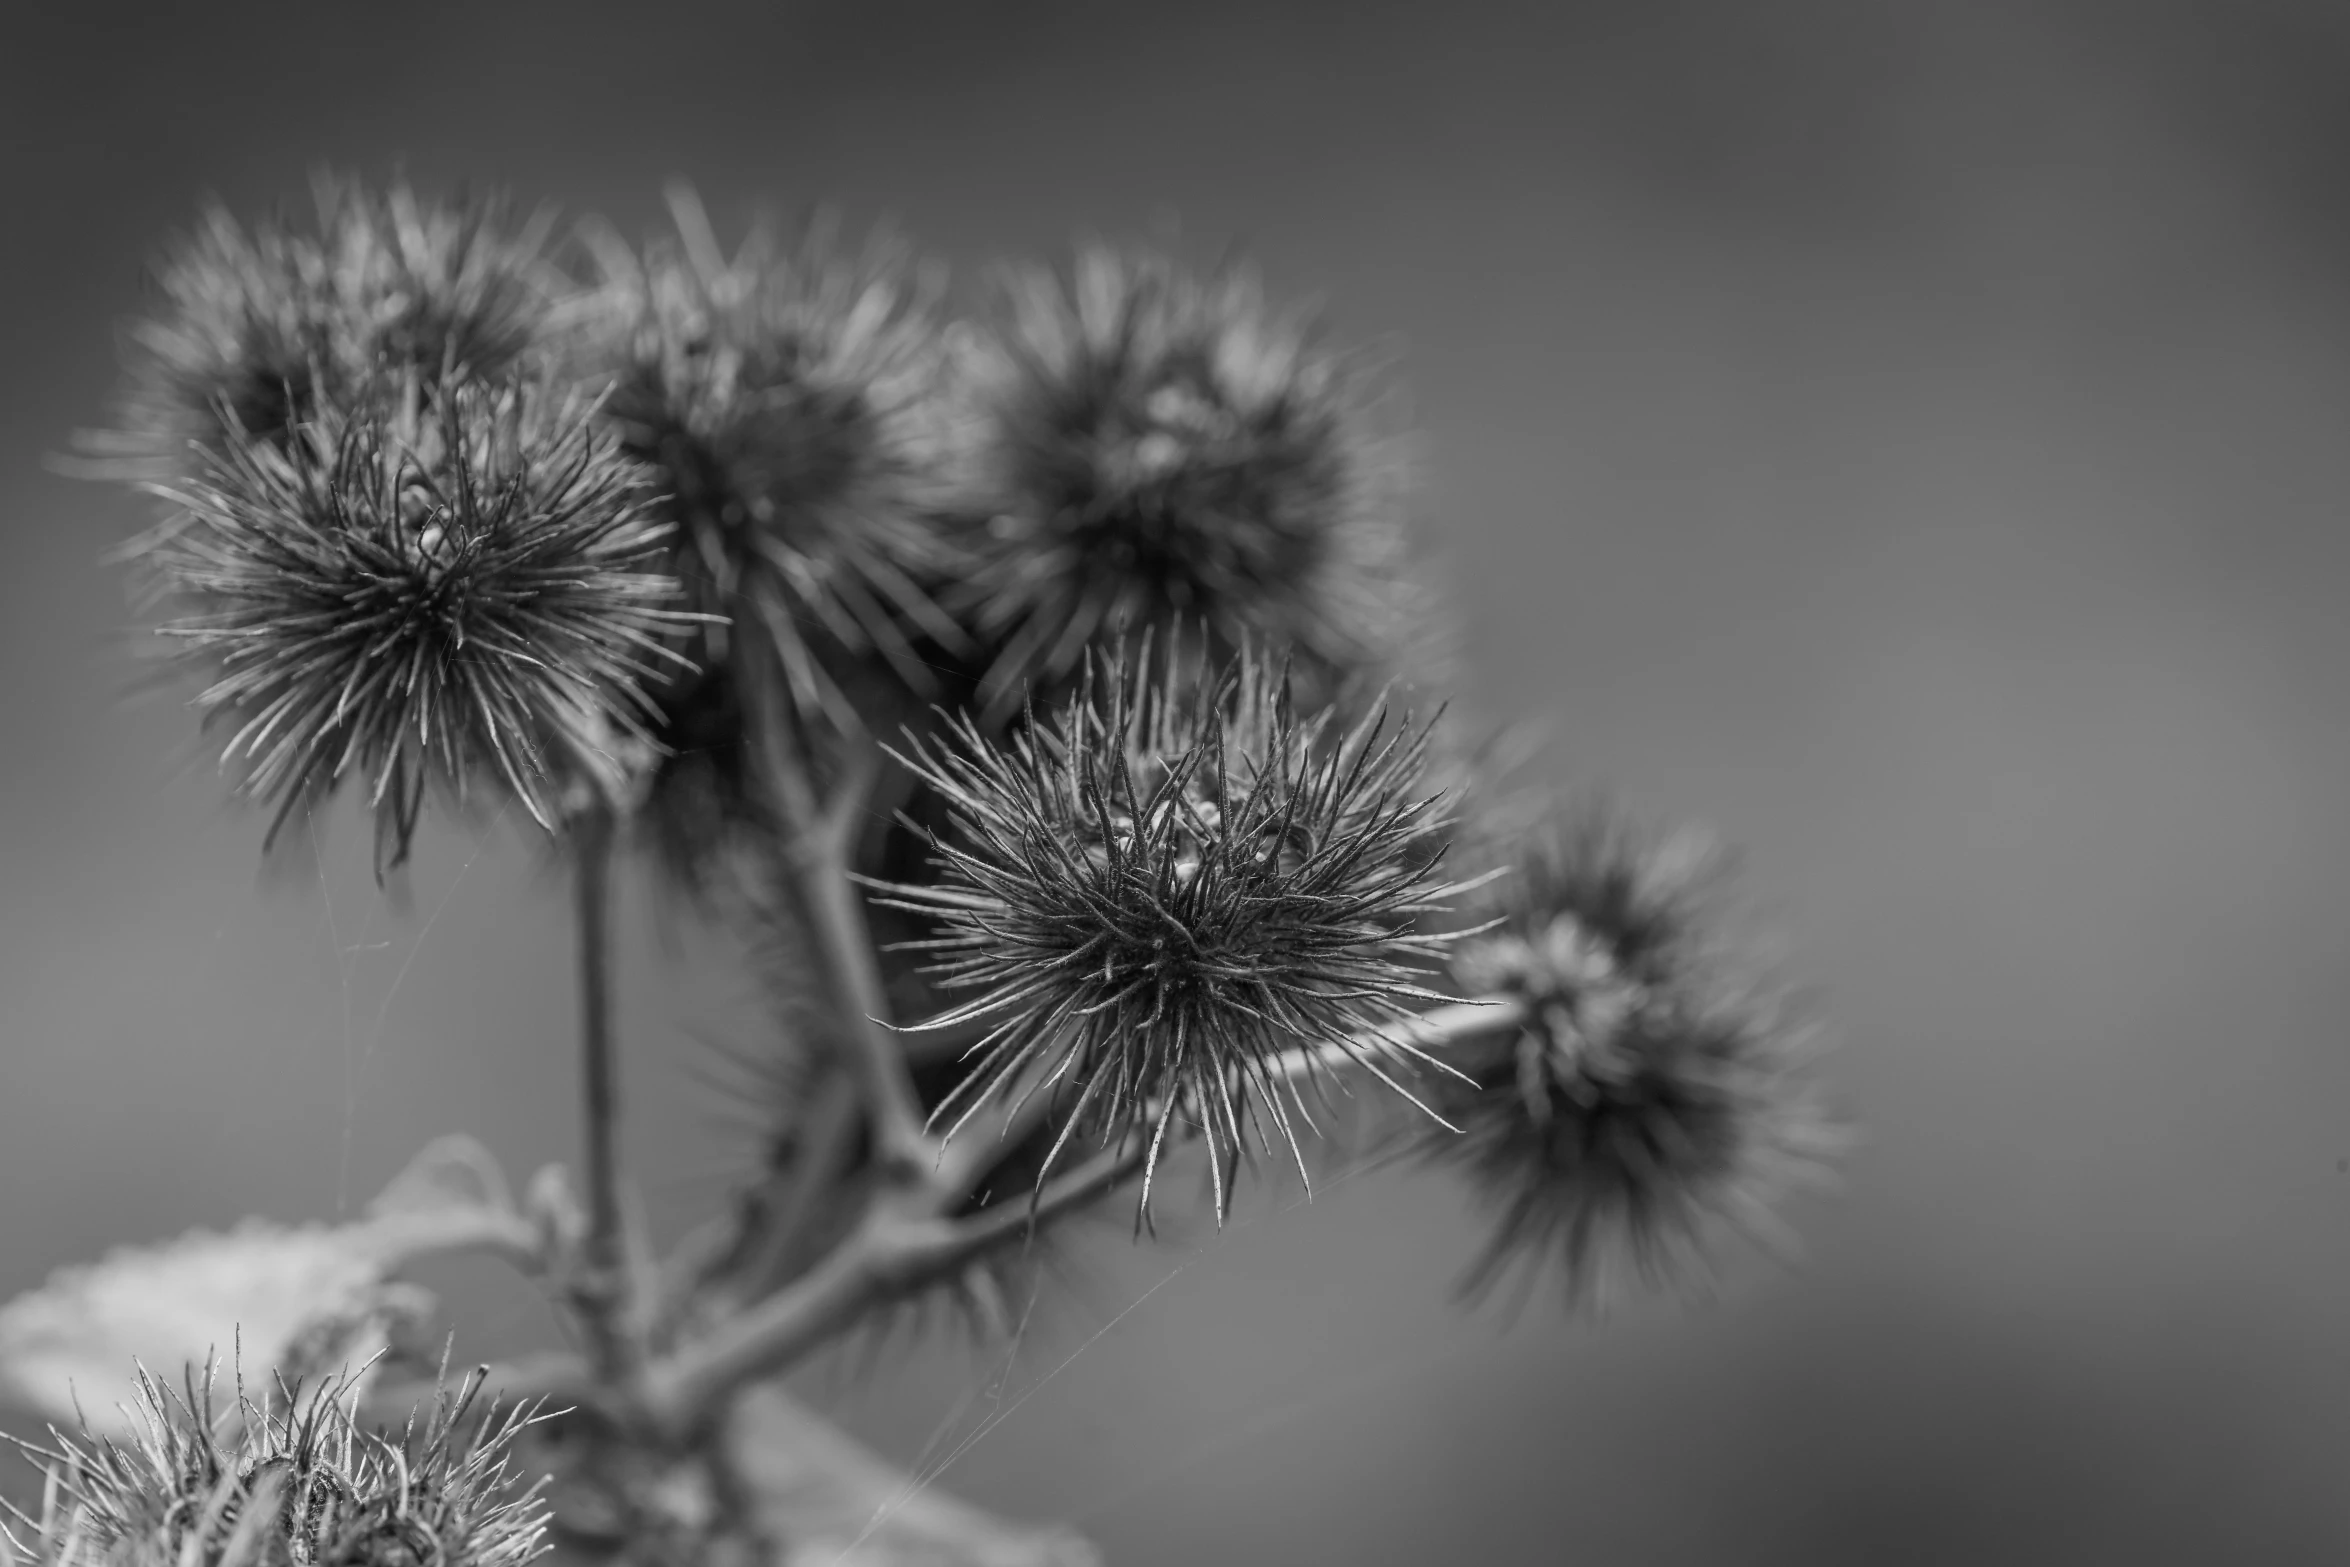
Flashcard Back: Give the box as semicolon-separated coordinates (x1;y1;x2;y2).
640;994;1527;1441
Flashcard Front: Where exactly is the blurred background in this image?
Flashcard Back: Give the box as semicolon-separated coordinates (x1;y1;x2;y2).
5;0;2350;1560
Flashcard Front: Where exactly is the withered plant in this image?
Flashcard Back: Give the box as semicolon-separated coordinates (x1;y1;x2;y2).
2;177;1843;1567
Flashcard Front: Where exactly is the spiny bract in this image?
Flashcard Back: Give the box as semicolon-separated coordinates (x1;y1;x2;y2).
951;243;1415;718
1;1362;550;1567
132;372;693;873
878;649;1470;1223
1430;811;1842;1309
92;175;557;477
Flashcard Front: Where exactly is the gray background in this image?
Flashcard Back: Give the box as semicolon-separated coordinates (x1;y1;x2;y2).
4;1;2350;1561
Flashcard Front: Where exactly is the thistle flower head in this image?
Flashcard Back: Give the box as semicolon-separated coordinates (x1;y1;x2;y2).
1430;811;1842;1309
878;647;1468;1223
130;372;692;874
951;243;1416;717
93;175;556;477
571;195;967;730
3;1361;550;1567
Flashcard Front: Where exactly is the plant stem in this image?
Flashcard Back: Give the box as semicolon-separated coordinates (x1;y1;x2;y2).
643;1210;910;1442
640;1147;1130;1444
790;786;932;1177
642;995;1530;1439
570;799;635;1379
647;1065;864;1344
740;655;932;1179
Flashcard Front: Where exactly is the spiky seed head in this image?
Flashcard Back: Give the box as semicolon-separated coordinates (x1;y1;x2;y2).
129;371;694;875
90;175;557;478
566;198;970;891
949;242;1416;718
571;198;967;724
2;1361;551;1567
876;647;1470;1224
1429;811;1843;1310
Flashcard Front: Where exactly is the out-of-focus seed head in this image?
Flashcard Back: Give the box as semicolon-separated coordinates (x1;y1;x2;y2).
876;646;1471;1225
573;197;966;712
1;1361;551;1567
1429;810;1843;1310
129;372;694;875
951;243;1418;719
91;175;558;478
567;193;969;888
